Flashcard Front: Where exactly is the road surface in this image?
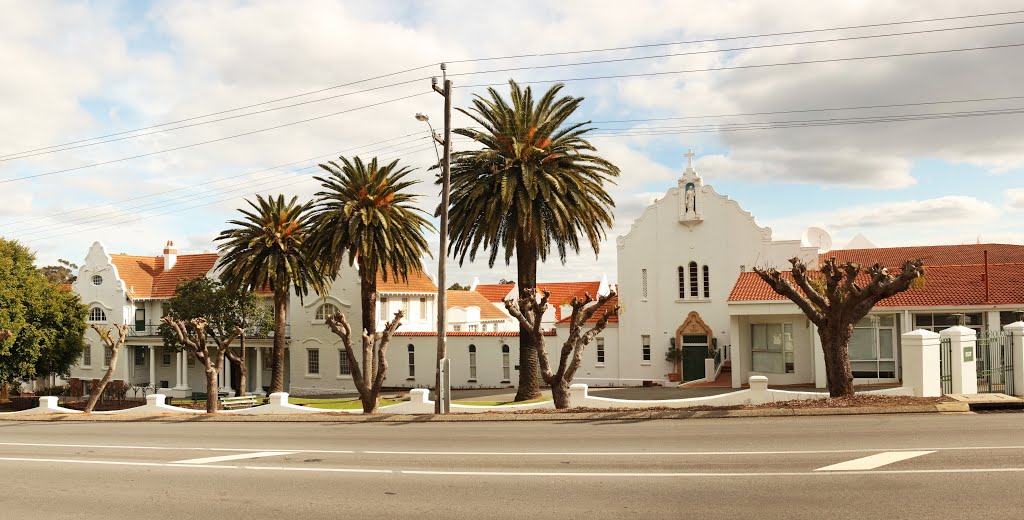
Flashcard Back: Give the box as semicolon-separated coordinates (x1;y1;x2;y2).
1;413;1022;519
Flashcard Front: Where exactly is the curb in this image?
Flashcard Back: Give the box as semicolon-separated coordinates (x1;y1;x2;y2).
0;404;963;423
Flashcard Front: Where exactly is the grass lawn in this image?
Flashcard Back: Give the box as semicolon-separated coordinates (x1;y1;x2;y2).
453;397;551;406
287;397;401;410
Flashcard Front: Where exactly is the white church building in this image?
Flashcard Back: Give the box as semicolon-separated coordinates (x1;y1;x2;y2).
64;154;1024;396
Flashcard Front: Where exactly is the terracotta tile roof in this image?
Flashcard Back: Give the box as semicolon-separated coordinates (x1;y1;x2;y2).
394;330;558;337
377;268;437;293
728;263;1024;307
534;281;604;321
475;283;515;302
823;243;1024;269
109;253;219;299
446;291;511;321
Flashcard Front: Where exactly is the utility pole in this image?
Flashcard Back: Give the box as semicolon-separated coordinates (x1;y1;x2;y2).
433;64;453;414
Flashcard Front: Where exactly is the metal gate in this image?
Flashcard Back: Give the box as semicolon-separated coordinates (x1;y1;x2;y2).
939;337;953;394
976;331;1014;395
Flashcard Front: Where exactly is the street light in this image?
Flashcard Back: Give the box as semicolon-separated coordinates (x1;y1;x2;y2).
415;113;442;164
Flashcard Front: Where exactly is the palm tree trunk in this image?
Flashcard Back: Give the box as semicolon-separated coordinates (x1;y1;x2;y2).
270;290;287;394
361;269;378;335
514;236;542;401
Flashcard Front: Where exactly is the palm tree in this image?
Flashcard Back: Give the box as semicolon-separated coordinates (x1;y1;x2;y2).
446;80;620;400
216;194;325;394
309;156;432;412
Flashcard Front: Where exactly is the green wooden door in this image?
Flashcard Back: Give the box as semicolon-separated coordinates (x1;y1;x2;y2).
682;346;706;382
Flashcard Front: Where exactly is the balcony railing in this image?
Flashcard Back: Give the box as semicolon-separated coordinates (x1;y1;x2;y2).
127;324;290;339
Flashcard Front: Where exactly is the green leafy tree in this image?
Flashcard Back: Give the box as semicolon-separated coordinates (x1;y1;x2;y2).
446;80;620;400
310;156;432;413
41;259;79;285
161;277;271;397
497;278;515;285
447;282;469;291
0;239;87;398
216;195;326;394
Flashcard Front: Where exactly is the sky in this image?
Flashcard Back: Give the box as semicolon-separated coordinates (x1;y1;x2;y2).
1;0;1022;286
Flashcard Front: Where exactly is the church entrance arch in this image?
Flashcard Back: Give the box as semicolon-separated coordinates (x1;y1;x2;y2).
675;311;714;382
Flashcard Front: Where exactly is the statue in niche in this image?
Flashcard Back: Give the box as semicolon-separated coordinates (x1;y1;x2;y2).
684;183;696;218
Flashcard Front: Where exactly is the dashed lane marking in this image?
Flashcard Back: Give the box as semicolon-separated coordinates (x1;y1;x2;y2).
170;451;297;465
815;451;935;471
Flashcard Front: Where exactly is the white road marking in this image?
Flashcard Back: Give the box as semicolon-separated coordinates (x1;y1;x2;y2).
815;451;935;471
0;455;1022;477
0;442;351;454
171;451;296;465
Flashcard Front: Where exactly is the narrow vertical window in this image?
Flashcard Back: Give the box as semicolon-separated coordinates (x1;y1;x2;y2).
689;262;698;297
307;349;320;375
82;345;91;367
677;266;685;299
418;297;426;320
407;344;415;377
104;346;112;368
642;268;649;299
401;297;410;318
468;344;477;380
501;345;511;382
641;335;651;362
596;337;605;364
134;347;145;366
379;297;388;321
703;265;710;298
339;349;351;375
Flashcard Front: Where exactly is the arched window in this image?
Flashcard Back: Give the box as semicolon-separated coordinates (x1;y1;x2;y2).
501;345;511;382
91;275;103;286
703;265;710;298
88;307;106;322
468;344;477;381
677;266;686;299
407;344;415;377
315;303;338;321
689;262;698;298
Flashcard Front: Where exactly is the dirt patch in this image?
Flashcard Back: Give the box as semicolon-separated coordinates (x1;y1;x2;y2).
477;395;951;414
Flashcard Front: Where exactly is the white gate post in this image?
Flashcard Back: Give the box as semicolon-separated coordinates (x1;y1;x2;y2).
1005;322;1024;396
939;326;977;395
901;329;941;397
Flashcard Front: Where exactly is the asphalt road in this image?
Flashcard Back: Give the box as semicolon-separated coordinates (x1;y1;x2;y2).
2;413;1023;519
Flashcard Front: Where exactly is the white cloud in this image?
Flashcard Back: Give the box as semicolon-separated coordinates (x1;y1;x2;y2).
1007;189;1024;211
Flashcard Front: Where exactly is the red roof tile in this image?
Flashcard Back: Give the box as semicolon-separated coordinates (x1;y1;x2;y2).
475;283;515;302
446;291;511;321
377;268;437;293
728;263;1024;307
555;294;620;325
394;330;558;337
823;243;1024;269
110;254;219;299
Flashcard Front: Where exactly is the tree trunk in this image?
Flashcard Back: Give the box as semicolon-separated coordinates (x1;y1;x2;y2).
361;269;378;336
514;236;541;401
361;392;379;414
235;338;247;397
270;290;287;394
0;383;9;403
205;363;220;413
84;347;122;413
550;380;571;409
819;323;856;397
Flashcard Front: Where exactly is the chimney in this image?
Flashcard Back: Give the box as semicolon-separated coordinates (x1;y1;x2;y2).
163;240;177;271
469;276;480;292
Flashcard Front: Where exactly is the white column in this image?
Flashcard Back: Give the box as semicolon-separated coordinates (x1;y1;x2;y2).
939;326;977;395
220;358;232;393
173;351;183;389
149;346;156;388
811;324;826;389
1006;322;1024;396
729;316;742;389
901;329;941;397
255;348;264;395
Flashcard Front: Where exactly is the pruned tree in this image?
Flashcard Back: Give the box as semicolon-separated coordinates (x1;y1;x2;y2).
325;309;403;413
754;257;924;397
162;317;241;413
83;324;129;413
0;330;11;342
504;288;619;409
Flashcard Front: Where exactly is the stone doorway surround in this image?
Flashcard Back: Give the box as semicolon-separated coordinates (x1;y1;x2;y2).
675;311;714;377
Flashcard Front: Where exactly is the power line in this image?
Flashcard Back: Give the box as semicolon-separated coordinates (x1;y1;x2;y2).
446;8;1024;63
449;19;1024;78
458;42;1024;90
0;63;437;160
0;91;432;185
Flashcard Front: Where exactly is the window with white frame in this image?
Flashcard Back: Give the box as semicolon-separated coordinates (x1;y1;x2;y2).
91;275;103;286
418;297;426;320
134;347;145;366
850;314;897;379
677;266;685;299
596;337;605;364
82;345;91;367
501;345;511;382
642;268;649;300
88;307;106;322
161;350;171;366
688;262;698;298
751;323;795;374
453;324;461;332
103;346;112;368
914;312;983;333
307;349;320;375
641;335;651;362
339;349;351;375
469;324;478;332
703;265;710;298
468;344;477;380
378;297;388;321
401;297;410;319
407;344;415;377
315;303;338;322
